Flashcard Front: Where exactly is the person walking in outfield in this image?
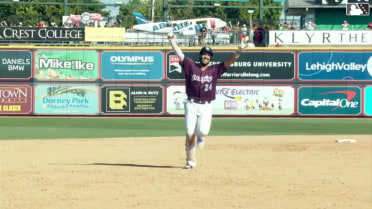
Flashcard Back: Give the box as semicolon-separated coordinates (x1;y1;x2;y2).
167;32;247;169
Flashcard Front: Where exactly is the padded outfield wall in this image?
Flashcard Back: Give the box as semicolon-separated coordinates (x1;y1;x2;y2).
0;46;371;117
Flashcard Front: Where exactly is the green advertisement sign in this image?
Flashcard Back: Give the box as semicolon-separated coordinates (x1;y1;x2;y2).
298;86;361;116
34;50;99;80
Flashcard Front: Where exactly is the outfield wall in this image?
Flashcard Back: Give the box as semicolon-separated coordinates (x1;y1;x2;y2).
0;46;371;117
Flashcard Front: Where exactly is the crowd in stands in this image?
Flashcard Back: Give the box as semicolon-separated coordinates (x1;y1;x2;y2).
1;20;63;28
196;21;269;47
1;17;371;47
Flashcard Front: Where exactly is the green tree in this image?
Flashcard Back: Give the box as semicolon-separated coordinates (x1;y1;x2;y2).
117;0;282;29
0;0;108;27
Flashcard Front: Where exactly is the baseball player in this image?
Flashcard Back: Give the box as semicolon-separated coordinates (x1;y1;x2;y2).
167;32;247;169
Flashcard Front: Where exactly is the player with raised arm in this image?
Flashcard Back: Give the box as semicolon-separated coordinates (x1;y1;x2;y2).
167;32;247;169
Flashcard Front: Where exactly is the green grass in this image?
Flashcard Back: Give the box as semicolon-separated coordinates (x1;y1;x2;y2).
0;117;371;140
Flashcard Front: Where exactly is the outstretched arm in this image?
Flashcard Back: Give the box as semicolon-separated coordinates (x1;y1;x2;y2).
167;32;185;62
224;43;247;68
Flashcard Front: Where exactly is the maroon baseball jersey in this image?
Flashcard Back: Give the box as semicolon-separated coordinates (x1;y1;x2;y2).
182;57;227;102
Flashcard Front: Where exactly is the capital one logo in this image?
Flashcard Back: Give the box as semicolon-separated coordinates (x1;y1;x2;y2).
301;90;358;111
299;87;361;115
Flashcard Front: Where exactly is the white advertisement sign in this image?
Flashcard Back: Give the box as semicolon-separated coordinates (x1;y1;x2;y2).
269;30;372;46
166;85;295;116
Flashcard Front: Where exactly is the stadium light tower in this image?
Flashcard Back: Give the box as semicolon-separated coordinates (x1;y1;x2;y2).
248;9;254;29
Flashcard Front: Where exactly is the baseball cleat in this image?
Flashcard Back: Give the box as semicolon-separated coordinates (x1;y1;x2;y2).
197;138;204;149
185;160;197;169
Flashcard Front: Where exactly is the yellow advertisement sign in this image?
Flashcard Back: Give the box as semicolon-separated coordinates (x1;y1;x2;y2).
85;27;125;42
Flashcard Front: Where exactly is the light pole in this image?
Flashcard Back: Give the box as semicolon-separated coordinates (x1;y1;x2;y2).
248;9;254;40
248;9;254;27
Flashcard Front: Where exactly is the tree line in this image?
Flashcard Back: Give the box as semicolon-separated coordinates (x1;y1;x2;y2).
0;0;282;28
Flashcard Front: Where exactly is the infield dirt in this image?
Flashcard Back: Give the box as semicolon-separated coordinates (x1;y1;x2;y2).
1;135;371;209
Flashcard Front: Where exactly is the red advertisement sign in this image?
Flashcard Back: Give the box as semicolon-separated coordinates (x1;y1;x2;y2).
0;84;33;115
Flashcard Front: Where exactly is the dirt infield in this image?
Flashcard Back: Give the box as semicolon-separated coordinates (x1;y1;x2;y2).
1;135;371;209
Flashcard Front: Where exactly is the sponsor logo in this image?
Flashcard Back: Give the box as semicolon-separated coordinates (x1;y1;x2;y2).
109;56;154;63
39;59;94;71
106;88;130;112
0;85;32;114
224;100;238;110
0;86;28;103
301;90;358;111
298;87;361;115
0;27;84;41
305;62;366;72
217;87;259;100
346;3;370;16
169;55;181;73
298;52;372;81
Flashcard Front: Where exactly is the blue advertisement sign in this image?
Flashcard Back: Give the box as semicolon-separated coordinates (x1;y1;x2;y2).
34;84;99;115
364;86;372;116
298;86;361;116
101;51;164;81
298;51;372;81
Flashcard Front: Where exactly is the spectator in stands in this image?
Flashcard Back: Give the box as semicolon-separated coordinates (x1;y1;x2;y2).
342;20;350;30
50;22;58;28
240;24;248;43
18;22;23;27
283;22;290;30
366;22;372;30
262;26;269;47
1;21;7;27
253;25;264;47
38;21;46;27
199;24;207;46
231;21;240;44
278;23;283;30
211;26;218;45
223;26;231;33
305;21;316;30
249;23;255;41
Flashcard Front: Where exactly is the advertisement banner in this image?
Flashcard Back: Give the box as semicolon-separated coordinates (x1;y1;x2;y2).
364;86;372;116
0;84;32;115
101;51;164;81
101;85;163;115
0;50;32;80
34;50;98;80
298;51;372;81
0;27;84;42
34;84;99;115
166;85;295;115
269;30;372;46
166;51;295;81
85;27;125;42
298;86;361;116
